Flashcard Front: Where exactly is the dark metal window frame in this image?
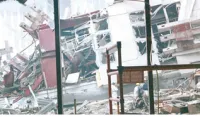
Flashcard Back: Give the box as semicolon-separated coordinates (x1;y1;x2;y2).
53;0;63;114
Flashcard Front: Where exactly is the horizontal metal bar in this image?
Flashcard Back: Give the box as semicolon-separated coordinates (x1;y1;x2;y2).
109;98;120;102
108;71;119;76
107;44;118;54
107;44;117;51
123;64;200;71
107;69;118;72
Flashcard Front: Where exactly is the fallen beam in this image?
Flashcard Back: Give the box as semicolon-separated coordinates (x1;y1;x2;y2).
16;54;28;63
0;108;21;114
37;101;56;114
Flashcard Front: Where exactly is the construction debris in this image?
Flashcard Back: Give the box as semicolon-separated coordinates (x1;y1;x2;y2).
37;101;56;114
187;100;200;114
65;100;90;114
63;93;150;115
1;0;200;115
0;108;20;114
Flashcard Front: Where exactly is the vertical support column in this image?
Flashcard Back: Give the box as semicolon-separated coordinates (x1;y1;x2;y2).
117;42;124;114
74;99;77;114
106;50;113;114
156;70;159;114
117;97;120;114
145;0;155;114
53;0;63;114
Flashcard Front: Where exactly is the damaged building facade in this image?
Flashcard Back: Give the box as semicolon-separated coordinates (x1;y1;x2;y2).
0;0;200;114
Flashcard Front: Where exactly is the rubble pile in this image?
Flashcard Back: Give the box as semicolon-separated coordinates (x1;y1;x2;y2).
156;88;200;114
0;4;102;113
1;0;200;115
64;93;149;115
63;83;200;115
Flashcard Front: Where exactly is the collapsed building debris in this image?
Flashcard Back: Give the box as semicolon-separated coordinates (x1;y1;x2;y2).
37;101;56;114
63;76;200;115
65;100;90;114
64;93;150;115
1;0;200;115
158;91;200;114
0;3;104;114
0;108;20;114
154;72;200;114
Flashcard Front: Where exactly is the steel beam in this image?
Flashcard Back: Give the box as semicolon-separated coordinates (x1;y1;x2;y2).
123;64;200;71
117;42;125;114
53;0;63;114
107;71;119;76
107;44;118;54
109;98;120;102
106;50;113;114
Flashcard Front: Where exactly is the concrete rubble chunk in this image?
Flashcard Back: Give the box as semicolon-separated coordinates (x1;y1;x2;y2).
37;101;56;114
162;103;188;114
0;108;21;114
187;100;200;114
